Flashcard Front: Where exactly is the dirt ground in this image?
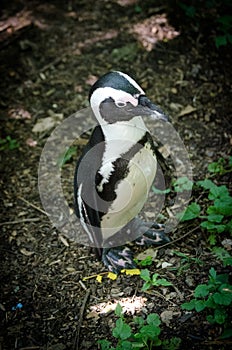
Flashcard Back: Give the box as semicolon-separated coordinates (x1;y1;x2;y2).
0;0;231;349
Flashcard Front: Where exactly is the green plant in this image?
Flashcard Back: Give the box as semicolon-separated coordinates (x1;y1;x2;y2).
57;146;77;167
162;337;182;350
0;136;19;150
140;269;172;291
98;304;181;350
215;15;232;48
178;1;232;47
182;267;232;337
179;177;232;245
152;176;193;196
208;156;232;175
134;256;153;267
212;247;232;267
172;250;203;275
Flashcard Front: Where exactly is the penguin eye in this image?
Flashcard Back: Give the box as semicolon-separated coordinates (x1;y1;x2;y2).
115;101;127;108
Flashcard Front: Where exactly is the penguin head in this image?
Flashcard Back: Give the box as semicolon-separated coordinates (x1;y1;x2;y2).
89;71;168;124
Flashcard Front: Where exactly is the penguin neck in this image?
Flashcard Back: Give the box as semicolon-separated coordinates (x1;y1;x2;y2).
101;116;148;144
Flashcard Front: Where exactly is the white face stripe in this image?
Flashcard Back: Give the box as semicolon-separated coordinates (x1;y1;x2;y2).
90;72;145;125
90;87;140;125
116;71;144;95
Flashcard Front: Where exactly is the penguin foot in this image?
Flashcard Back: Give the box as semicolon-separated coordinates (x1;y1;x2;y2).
102;246;136;274
135;222;170;246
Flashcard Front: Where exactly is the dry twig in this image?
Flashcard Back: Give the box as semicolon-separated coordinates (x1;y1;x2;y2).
73;289;91;350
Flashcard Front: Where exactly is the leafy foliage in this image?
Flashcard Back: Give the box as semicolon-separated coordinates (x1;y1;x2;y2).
134;256;153;267
98;303;181;350
140;269;172;291
179;158;232;245
208;156;232;175
182;267;232;331
57;146;77;168
0;136;20;150
212;247;232;267
177;1;232;47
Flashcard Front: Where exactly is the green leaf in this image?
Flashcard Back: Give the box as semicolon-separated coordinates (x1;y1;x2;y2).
197;179;216;191
226;219;232;235
206;214;224;223
208;161;224;174
205;296;216;308
194;284;209;298
229;156;232;167
134;316;144;327
151;273;159;284
215;35;227;48
213;291;232;306
213;198;232;216
209;267;217;280
0;136;20;151
162;337;182;350
113;319;131;340
181;300;196;311
115;303;123;317
213;309;227;324
118;341;132;350
206;314;215;324
155;278;173;287
141;256;153;266
57;146;77;167
200;221;226;233
140;269;150;282
141;282;151;291
208;233;217;245
208;185;230;200
173;177;193;192
147;313;161;327
98;339;112;350
212;247;232;267
216;274;229;284
195;300;206;312
139;324;161;340
219;327;232;339
180;202;201;221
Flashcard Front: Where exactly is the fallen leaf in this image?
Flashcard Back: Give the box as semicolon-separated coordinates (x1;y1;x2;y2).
160;310;174;326
32;114;63;133
136;248;158;261
178;105;197;117
86;310;100;320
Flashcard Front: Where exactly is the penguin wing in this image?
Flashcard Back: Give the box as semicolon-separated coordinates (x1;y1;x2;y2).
74;125;106;248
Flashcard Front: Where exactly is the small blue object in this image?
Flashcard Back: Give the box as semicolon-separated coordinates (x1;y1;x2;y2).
12;303;23;311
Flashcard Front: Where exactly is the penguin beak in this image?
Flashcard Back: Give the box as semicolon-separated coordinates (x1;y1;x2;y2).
138;95;168;122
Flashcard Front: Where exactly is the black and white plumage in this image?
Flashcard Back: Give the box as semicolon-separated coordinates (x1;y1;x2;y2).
74;71;170;273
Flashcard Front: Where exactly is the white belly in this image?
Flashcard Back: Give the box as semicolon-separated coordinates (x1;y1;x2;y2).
101;142;156;240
